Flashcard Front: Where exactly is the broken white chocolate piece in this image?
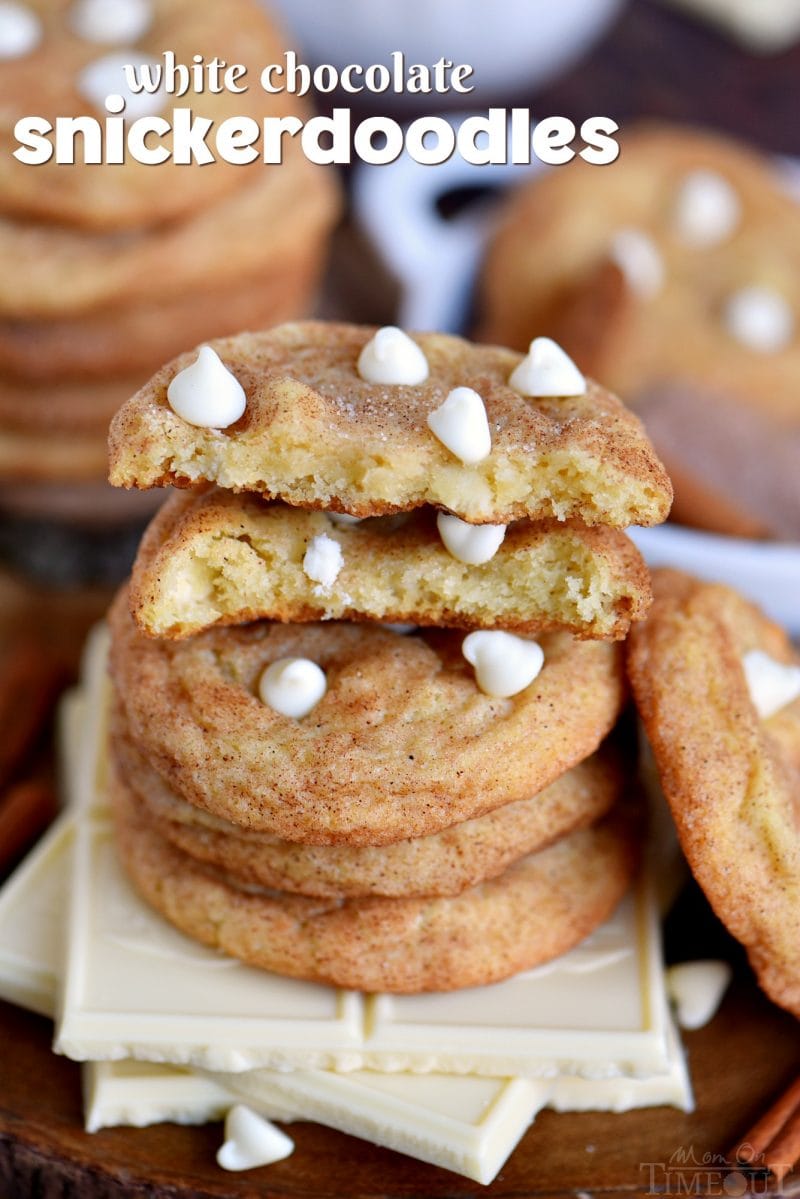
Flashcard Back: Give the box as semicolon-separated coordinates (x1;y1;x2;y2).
83;1060;238;1133
462;630;544;698
742;649;800;718
723;286;794;353
509;337;586;398
666;960;732;1030
609;228;664;299
357;326;429;385
673;169;740;247
258;658;327;719
167;346;247;429
436;513;506;565
217;1104;294;1171
427;387;491;465
302;533;343;591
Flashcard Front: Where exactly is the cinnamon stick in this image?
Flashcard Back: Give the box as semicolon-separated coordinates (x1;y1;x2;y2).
733;1076;800;1175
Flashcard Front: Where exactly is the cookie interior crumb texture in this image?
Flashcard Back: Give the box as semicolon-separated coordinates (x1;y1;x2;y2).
128;489;652;641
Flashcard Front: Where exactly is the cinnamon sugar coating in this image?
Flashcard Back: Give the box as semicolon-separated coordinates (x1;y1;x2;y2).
108;322;672;528
628;569;800;1018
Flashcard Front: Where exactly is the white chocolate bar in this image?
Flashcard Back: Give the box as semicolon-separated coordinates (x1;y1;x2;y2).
56;811;676;1077
210;1024;690;1185
0;811;74;1017
0;816;688;1185
0;828;692;1179
220;1068;549;1184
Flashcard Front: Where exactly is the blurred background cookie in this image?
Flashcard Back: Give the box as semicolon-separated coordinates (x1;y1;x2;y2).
478;124;800;540
0;0;340;576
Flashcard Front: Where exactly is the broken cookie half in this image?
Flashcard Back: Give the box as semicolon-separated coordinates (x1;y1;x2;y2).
129;487;652;641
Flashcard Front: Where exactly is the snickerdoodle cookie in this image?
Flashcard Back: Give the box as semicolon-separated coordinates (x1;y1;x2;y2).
111;770;639;992
112;710;623;897
128;487;652;641
108;322;672;528
0;424;108;481
0;272;328;383
109;587;626;846
478;125;800;537
0;139;336;320
627;569;800;1017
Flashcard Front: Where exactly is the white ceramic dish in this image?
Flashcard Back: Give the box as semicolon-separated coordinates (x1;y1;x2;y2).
352;139;800;634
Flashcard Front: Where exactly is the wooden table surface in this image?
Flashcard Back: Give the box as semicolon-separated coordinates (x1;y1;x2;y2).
2;3;800;1195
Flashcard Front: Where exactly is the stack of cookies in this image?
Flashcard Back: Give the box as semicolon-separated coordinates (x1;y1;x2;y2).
104;320;673;992
0;0;339;493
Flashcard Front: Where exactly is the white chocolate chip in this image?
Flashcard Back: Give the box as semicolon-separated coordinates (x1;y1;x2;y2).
70;0;152;44
357;326;429;385
666;961;732;1031
609;227;664;299
723;285;794;353
462;630;544;698
0;2;40;58
303;533;343;590
509;336;587;398
216;1105;294;1172
673;169;740;247
77;50;164;118
258;658;327;719
167;346;246;429
437;512;506;566
427;387;491;465
742;649;800;718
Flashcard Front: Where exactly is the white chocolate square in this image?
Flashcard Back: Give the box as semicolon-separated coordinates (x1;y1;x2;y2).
57;816;364;1071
